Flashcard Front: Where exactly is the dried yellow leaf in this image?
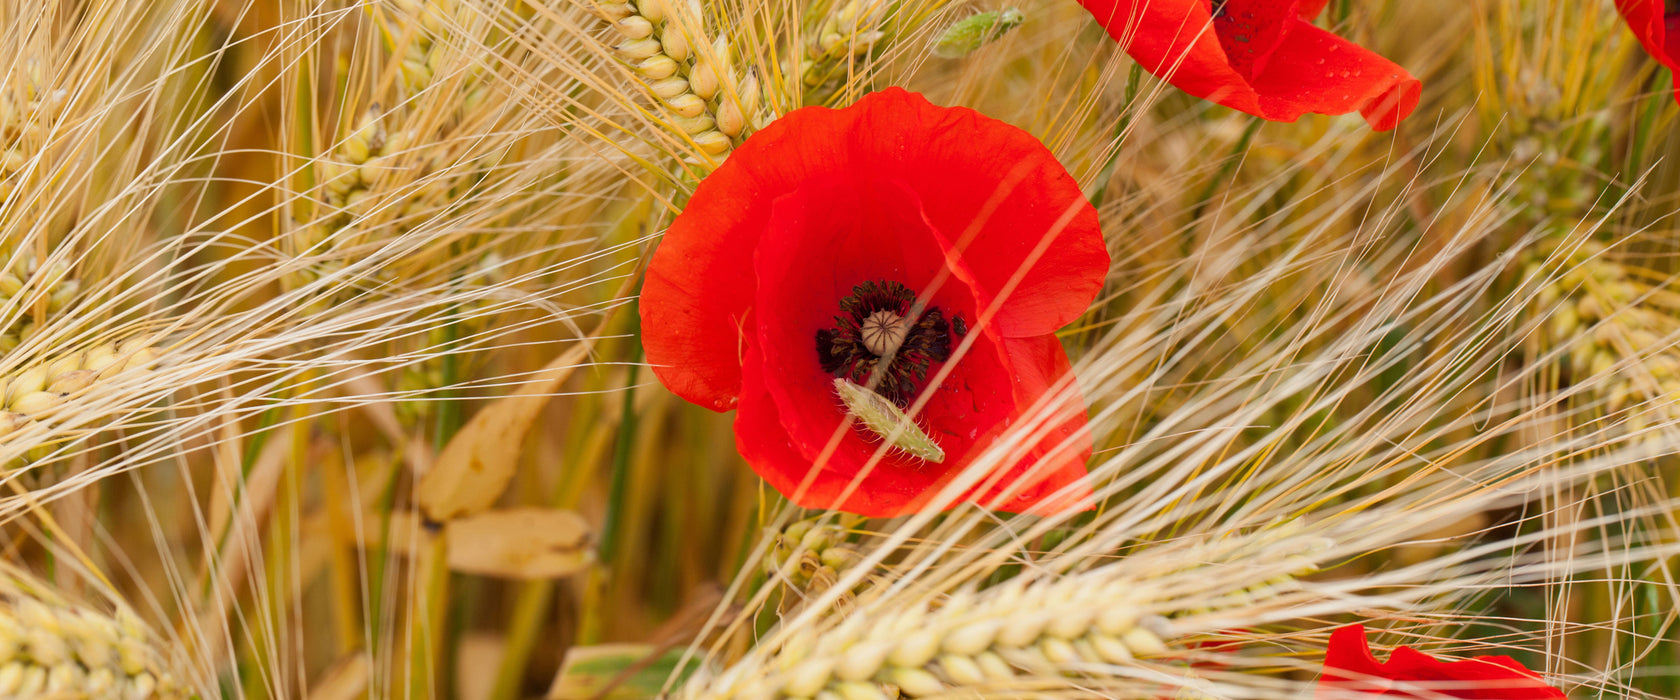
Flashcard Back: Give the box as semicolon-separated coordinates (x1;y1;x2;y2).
418;340;597;522
445;507;594;579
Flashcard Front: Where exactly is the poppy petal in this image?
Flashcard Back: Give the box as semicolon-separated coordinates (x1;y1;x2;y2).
850;92;1110;338
1296;0;1330;20
1238;4;1421;131
1081;0;1268;116
639;93;864;411
1615;0;1680;103
738;344;938;515
1321;624;1391;693
972;335;1095;512
1077;0;1418;129
1320;624;1565;699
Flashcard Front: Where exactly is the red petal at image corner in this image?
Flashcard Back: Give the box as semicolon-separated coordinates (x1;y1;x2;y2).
1319;624;1565;699
1076;0;1420;130
639;88;1108;412
1614;0;1680;102
732;177;1092;516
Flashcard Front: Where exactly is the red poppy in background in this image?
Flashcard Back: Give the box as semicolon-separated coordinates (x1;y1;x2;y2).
1318;625;1565;699
640;88;1109;517
1077;0;1420;130
1615;0;1680;103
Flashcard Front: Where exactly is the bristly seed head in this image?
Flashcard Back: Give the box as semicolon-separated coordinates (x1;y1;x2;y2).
816;280;956;406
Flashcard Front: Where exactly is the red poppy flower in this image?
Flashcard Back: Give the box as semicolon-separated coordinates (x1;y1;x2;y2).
1317;624;1565;699
640;88;1109;517
1615;0;1680;103
1076;0;1421;130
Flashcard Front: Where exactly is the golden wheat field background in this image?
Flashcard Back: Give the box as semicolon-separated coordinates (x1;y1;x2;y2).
0;0;1678;697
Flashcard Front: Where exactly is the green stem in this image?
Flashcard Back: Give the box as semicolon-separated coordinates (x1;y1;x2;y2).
487;582;556;700
599;358;641;562
1626;86;1665;195
411;291;466;699
1087;62;1145;210
1190;118;1262;225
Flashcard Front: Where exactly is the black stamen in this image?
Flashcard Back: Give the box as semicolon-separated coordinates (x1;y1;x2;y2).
813;280;957;406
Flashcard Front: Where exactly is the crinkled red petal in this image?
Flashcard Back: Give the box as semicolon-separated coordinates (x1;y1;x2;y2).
1078;0;1419;130
849;91;1110;339
972;335;1096;513
1081;0;1268;116
1320;624;1565;699
1615;0;1680;103
1241;4;1421;131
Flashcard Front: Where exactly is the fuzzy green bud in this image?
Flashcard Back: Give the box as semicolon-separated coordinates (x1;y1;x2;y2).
934;9;1024;58
832;378;945;462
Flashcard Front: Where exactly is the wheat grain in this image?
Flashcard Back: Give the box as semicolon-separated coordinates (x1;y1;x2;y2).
0;247;79;357
701;571;1175;700
0;339;157;423
0;563;189;700
0;60;68;206
1525;237;1680;439
765;516;876;616
797;0;887;101
593;0;761;158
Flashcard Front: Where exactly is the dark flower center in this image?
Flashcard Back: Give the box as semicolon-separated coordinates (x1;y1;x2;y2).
816;280;962;407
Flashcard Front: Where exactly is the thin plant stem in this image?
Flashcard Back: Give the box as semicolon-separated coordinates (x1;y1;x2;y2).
1087;62;1144;211
1190;118;1263;225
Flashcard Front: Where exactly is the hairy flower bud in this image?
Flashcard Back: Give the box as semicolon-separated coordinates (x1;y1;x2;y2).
933;8;1024;58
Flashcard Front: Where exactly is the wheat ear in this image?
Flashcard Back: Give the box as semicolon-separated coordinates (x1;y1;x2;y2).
0;563;189;700
0;338;157;440
681;557;1184;700
593;0;761;158
1527;237;1680;435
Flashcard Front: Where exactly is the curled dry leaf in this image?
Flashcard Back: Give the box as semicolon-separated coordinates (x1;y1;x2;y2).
418;339;597;522
445;507;594;579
